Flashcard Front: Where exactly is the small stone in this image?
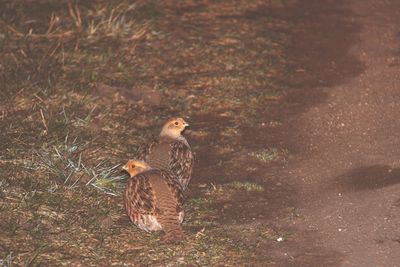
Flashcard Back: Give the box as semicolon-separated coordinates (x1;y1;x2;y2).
177;89;188;98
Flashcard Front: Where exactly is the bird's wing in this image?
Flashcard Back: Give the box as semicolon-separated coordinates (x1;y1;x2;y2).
124;172;157;215
170;141;194;190
145;136;194;190
163;171;185;212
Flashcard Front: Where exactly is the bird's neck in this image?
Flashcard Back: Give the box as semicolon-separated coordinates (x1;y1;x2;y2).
159;130;181;140
129;167;152;177
163;135;189;147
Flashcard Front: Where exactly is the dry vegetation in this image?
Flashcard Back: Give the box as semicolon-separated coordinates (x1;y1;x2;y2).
0;0;295;265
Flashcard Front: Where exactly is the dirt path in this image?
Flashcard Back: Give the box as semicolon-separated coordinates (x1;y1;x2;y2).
278;0;400;266
188;1;400;265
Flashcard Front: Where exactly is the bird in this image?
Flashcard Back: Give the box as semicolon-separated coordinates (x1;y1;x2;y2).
122;159;185;243
145;117;194;191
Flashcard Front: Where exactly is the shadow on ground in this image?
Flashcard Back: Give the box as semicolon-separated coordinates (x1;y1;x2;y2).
192;0;366;227
334;165;400;191
186;0;366;265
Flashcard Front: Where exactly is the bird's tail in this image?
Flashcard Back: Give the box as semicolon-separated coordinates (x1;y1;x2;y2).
150;174;184;242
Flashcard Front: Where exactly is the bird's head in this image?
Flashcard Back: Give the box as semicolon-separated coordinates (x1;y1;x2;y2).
159;117;189;139
122;160;151;177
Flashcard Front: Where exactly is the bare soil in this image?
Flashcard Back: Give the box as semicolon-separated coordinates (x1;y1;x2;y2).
236;0;400;266
197;0;400;265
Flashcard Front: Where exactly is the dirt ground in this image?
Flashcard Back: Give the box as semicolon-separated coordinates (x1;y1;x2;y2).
277;0;400;266
1;0;400;266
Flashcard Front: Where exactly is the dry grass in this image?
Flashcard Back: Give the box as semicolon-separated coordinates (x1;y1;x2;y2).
1;1;147;41
33;136;127;195
0;0;295;265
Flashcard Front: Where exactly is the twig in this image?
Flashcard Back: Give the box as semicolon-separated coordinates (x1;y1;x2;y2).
0;18;24;36
68;2;82;29
33;93;45;104
46;13;58;35
39;109;48;135
24;245;47;267
0;17;74;39
91;183;117;196
69;173;84;189
63;170;74;185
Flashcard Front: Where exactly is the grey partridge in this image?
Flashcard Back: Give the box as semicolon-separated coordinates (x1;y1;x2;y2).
122;160;185;242
145;118;194;191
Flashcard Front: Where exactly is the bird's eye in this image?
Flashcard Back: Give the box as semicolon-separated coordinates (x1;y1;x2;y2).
131;164;135;168
174;121;179;126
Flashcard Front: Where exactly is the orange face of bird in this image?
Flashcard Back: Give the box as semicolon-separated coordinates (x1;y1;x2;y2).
122;160;151;177
160;117;189;138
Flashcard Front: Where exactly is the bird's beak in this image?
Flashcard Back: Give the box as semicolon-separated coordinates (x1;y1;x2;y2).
183;122;189;128
122;164;128;171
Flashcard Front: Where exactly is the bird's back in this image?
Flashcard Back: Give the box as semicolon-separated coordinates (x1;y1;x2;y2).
146;136;193;190
146;140;173;170
124;169;184;241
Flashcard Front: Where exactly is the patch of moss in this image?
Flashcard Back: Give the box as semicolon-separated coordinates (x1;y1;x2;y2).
249;148;289;163
228;181;265;192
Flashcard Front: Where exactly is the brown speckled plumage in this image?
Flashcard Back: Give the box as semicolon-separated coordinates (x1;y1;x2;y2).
123;160;185;242
145;118;194;190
